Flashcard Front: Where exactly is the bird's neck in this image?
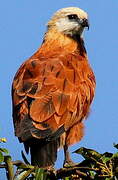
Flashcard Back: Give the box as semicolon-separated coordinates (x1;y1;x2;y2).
36;28;87;57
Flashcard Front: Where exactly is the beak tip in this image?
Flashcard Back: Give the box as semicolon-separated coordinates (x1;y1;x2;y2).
81;18;89;30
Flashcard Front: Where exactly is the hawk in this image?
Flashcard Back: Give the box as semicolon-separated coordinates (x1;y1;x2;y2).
12;7;96;168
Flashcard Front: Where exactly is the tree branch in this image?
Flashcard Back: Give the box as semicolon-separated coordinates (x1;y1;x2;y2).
56;166;99;179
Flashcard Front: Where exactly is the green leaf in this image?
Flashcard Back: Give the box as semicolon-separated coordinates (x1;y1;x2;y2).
15;169;34;180
4;155;14;180
100;152;113;163
35;168;47;180
0;148;9;154
78;159;95;168
65;177;70;180
102;152;113;157
111;152;118;159
101;156;111;163
0;138;7;143
17;162;34;169
89;170;96;178
113;143;118;150
0;151;4;163
73;147;101;161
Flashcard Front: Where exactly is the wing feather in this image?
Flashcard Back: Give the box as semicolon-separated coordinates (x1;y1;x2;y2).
52;93;68;115
30;95;55;122
12;52;96;142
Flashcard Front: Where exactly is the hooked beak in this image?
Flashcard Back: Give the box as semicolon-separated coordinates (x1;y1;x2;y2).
79;18;89;30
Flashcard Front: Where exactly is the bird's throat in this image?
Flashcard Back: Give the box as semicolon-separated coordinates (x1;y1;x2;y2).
44;29;78;51
38;28;86;57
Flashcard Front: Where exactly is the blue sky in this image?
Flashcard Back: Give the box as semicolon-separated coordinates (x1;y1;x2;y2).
0;0;118;177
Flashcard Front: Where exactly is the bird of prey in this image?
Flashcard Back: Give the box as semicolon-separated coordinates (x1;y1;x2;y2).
12;7;96;168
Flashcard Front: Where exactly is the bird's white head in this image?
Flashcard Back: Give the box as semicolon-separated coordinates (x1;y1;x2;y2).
47;7;89;37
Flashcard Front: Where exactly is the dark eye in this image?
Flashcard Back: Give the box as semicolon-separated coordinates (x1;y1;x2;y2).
68;14;78;20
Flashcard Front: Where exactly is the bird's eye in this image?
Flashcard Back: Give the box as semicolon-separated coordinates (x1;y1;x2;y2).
68;14;78;20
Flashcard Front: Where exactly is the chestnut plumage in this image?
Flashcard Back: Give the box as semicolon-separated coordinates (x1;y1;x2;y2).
12;7;96;168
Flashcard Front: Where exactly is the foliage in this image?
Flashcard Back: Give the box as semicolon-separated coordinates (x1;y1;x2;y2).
0;139;118;180
0;138;9;164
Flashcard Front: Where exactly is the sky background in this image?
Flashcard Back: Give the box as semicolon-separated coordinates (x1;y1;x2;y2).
0;0;118;178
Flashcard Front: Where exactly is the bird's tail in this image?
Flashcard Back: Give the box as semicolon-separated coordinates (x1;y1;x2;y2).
30;139;59;167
